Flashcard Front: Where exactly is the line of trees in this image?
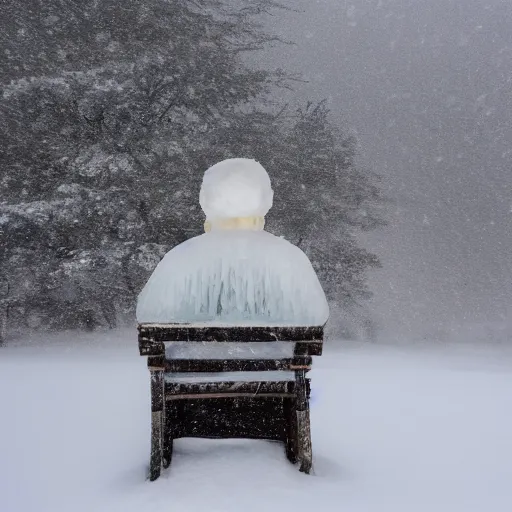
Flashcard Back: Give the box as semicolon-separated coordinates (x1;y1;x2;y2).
0;0;385;338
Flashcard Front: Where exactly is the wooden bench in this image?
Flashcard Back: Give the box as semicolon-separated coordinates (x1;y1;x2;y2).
138;323;324;480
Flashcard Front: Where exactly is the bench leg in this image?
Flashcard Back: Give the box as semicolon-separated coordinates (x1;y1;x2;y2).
295;370;313;474
284;397;298;463
149;368;164;481
162;403;174;469
297;408;312;473
150;410;163;480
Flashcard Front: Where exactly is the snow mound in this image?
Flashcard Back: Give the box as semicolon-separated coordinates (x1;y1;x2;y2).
136;230;329;325
199;158;273;221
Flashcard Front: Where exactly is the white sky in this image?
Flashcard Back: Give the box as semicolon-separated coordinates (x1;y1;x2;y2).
253;0;512;338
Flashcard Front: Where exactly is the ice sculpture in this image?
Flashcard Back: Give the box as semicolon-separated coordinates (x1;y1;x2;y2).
136;158;329;326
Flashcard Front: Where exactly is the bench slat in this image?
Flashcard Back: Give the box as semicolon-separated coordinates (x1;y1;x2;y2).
138;325;323;342
141;341;322;357
166;392;293;400
165;379;297;395
164;357;311;373
140;339;322;356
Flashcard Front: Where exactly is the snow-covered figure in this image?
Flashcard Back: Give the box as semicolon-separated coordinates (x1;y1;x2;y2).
136;158;329;326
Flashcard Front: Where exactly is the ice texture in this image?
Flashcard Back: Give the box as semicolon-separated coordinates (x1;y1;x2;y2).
199;158;273;221
136;230;329;326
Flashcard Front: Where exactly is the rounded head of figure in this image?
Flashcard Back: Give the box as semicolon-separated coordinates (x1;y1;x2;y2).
199;158;274;232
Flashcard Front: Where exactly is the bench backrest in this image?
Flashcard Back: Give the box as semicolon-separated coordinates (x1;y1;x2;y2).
138;324;324;375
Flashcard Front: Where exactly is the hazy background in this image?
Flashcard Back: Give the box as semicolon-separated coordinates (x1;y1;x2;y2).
255;0;512;339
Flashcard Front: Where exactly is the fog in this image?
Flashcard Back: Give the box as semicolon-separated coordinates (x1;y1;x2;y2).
1;0;510;341
256;0;512;339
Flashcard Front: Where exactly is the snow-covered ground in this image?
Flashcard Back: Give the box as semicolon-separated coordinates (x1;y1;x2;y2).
1;330;512;512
